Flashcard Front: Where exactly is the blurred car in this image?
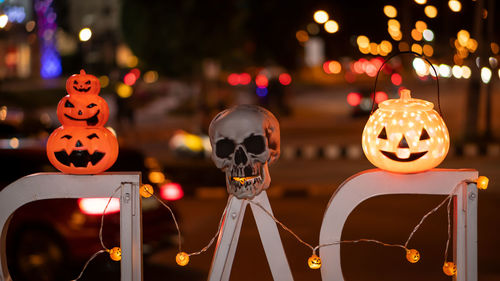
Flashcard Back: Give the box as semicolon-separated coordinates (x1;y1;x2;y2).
1;146;181;281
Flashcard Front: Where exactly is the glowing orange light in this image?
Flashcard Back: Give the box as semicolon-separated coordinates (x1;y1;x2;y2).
279;73;292;85
406;249;420;263
176;252;190;266
109;247;122;261
78;198;120;215
160;182;184;201
255;74;269;88
362;89;450;173
476;176;489;190
328;60;342;74
443;262;457;276
347;92;361;106
308;254;322;269
140;184;154;198
391;73;402;86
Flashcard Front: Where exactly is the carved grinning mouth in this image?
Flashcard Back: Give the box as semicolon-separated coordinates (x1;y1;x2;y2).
73;86;91;93
64;110;100;126
380;150;427;162
54;150;105;167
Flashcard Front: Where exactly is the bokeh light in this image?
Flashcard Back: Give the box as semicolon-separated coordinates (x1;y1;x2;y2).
391;73;402;86
414;0;427;4
423;44;434;56
462;66;471;79
452;65;463;78
296;30;309;43
415;21;427;33
116;83;133;98
411;43;423;54
79;28;92;42
383;5;397;18
0;14;8;28
313;10;329;24
324;20;339;33
449;0;462;12
424;5;438;18
423;29;434;41
279;73;292;85
481;67;492;84
143;70;159;83
99;75;109;88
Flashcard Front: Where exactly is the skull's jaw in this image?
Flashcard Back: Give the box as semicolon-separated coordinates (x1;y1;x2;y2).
225;162;271;199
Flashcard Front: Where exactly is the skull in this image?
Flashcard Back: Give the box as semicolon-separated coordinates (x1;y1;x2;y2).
209;105;280;199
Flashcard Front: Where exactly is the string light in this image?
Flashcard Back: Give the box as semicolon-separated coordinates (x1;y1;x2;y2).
406;249;420;263
307;254;322;269
176;252;190;266
108;247;122;261
140;184;154;198
443;261;457;276
476;176;489;190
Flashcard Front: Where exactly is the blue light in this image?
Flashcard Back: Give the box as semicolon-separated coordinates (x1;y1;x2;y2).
5;6;26;23
256;87;268;97
40;46;62;79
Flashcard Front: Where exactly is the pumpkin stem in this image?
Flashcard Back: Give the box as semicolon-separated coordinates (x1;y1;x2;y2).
400;89;411;102
80;69;86;75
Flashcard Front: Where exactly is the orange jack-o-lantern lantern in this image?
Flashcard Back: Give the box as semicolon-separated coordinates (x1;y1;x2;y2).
57;93;109;127
362;89;449;173
66;69;101;96
47;126;118;174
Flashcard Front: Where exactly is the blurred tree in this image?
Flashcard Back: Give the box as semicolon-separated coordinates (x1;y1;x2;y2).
120;0;312;76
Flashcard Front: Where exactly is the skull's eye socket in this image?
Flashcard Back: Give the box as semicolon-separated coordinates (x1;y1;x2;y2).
243;135;266;154
377;127;388;139
64;100;75;108
87;103;97;108
419;128;430;140
85;80;91;85
215;138;235;158
61;135;72;139
87;133;99;139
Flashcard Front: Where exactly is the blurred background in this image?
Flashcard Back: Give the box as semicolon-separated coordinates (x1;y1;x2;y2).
0;0;499;280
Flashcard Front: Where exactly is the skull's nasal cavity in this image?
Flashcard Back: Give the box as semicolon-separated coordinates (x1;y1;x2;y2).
398;136;409;148
235;147;248;165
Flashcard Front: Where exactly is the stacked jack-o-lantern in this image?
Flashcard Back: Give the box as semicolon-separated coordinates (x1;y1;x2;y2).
47;70;118;174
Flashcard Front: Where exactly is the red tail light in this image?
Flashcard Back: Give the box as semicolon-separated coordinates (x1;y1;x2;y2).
160;182;184;201
78;198;120;215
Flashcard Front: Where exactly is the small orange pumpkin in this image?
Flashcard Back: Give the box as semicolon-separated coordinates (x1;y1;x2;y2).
46;126;118;174
66;69;101;96
57;93;109;127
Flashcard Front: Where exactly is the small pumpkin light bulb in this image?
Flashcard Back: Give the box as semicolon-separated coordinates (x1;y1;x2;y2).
109;247;122;261
307;254;322;269
476;176;489;190
443;261;457;276
406;249;420;263
140;184;154;198
176;252;189;266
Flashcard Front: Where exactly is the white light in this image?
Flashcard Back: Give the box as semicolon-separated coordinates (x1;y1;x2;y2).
423;29;434;41
313;10;329;24
481;67;492;84
439;64;452;78
0;14;8;28
412;58;428;76
498;69;500;80
79;28;92;42
462;66;471;79
452;65;463;78
324;20;339;33
430;64;439;77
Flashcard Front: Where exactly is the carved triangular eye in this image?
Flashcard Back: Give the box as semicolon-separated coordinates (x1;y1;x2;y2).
420;128;430;140
378;127;388;139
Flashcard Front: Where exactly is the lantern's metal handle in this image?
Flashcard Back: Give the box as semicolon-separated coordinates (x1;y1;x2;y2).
370;51;442;117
